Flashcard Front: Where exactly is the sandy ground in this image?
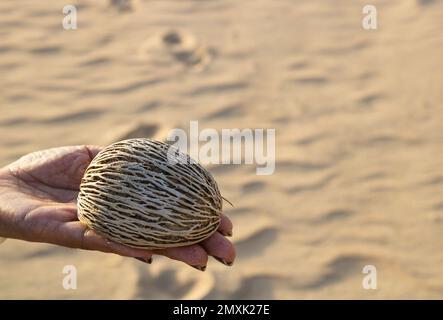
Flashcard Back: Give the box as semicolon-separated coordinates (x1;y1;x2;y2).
1;0;443;299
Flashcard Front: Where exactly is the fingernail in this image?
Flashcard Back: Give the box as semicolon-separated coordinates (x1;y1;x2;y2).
135;257;153;264
214;257;233;266
191;265;206;272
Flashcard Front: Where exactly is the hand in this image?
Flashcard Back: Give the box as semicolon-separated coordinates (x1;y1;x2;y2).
0;146;236;271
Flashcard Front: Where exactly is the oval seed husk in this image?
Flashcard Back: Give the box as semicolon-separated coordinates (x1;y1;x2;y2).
77;139;222;249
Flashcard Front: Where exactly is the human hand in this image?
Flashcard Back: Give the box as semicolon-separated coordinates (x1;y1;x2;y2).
0;146;235;271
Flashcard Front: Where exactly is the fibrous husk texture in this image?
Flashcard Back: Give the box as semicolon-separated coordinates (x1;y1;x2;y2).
77;139;222;249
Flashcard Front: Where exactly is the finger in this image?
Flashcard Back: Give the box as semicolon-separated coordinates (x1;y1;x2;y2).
200;231;236;266
65;145;104;193
218;214;233;237
155;245;208;271
60;221;208;271
60;221;153;259
84;145;104;161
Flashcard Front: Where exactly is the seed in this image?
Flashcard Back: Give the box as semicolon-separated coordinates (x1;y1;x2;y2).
77;139;222;249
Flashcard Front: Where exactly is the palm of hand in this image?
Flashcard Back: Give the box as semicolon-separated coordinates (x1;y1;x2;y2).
0;146;235;270
1;146;102;249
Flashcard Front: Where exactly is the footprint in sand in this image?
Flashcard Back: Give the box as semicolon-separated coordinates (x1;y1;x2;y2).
276;160;333;173
431;202;443;222
103;122;160;144
232;274;280;299
232;214;278;259
422;175;443;186
37;109;103;124
297;254;372;290
109;0;139;12
295;132;329;146
292;75;328;85
241;181;266;194
204;104;245;120
355;92;385;108
28;46;62;56
416;0;435;6
286;173;337;195
311;208;355;225
134;262;215;299
224;206;253;216
138;29;213;71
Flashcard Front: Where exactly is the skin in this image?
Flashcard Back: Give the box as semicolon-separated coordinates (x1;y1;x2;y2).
0;145;236;270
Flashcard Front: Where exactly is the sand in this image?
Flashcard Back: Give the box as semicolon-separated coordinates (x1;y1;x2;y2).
1;0;443;299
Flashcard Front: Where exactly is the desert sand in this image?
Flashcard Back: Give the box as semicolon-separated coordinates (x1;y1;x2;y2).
1;0;443;299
